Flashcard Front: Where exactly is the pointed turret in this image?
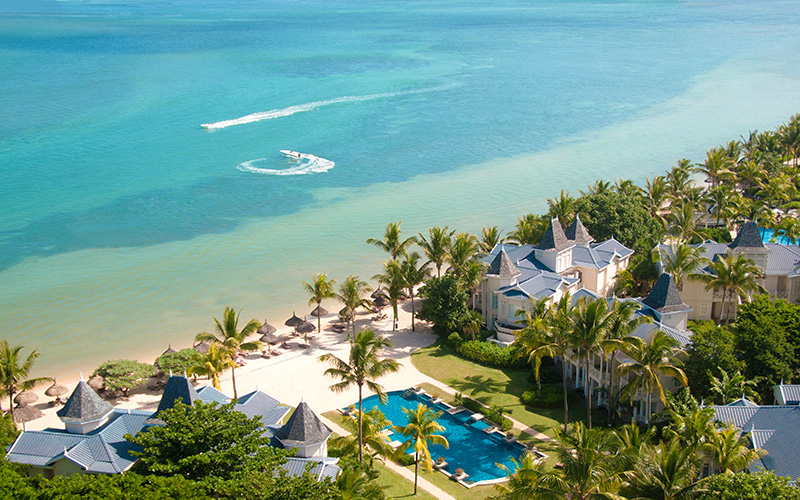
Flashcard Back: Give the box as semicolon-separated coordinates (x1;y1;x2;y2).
564;215;594;246
729;221;767;251
57;380;114;434
487;247;520;277
154;374;201;416
642;273;691;314
274;401;332;458
537;218;571;252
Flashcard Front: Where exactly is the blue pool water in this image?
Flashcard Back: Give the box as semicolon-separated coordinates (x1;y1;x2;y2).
356;390;526;484
761;227;798;245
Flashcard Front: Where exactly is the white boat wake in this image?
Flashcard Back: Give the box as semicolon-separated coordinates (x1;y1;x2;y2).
237;151;334;176
201;84;456;130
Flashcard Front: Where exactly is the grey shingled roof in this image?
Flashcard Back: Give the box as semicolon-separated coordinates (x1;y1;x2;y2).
197;385;229;404
154;374;201;415
6;409;151;474
274;401;332;447
57;380;114;424
487;248;520;277
565;215;594;244
641;273;691;314
729;221;768;251
537;219;571;252
713;404;800;482
282;457;341;481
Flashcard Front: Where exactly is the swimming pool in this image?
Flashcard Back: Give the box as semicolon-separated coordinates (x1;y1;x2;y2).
761;227;798;245
354;389;528;485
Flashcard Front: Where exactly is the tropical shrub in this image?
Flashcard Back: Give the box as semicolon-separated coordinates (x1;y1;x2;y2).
417;275;470;335
521;386;580;409
93;359;154;396
156;349;203;376
694;470;800;500
452;339;527;368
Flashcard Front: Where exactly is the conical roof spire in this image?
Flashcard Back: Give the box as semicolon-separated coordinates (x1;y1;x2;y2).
537;218;571;252
487;247;520;277
274;401;332;447
57;380;114;425
642;273;691;313
729;221;767;251
565;215;594;245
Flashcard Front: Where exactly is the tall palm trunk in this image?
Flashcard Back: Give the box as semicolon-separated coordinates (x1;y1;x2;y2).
392;302;398;331
358;384;363;463
585;355;592;428
7;392;15;421
316;300;322;333
646;380;653;426
607;352;618;425
413;450;419;495
410;288;416;332
231;366;238;399
562;359;569;434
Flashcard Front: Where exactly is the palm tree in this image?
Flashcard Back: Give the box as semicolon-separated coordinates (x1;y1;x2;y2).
480;226;504;254
776;216;800;244
689;249;766;325
669;201;702;243
302;274;336;333
447;232;480;277
336;467;387;500
659;243;708;291
330;407;394;462
567;298;611;428
547;190;575;229
618;330;688;425
642;175;669;228
615;178;640;198
400;252;430;332
758;174;793;210
702;424;765;474
507;214;548;245
417;226;453;277
514;293;575;433
461;260;487;310
373;261;405;331
664;405;718;452
548;422;628;500
708;367;761;404
319;329;400;463
705;184;736;227
194;306;261;399
492;453;553;500
188;343;237;392
666;159;693;201
367;222;416;261
336;275;373;336
0;340;52;421
628;440;703;500
394;403;449;495
601;299;651;425
580;179;612;196
695;147;734;188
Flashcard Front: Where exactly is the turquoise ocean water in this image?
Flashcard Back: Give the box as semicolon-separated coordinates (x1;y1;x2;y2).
3;0;800;379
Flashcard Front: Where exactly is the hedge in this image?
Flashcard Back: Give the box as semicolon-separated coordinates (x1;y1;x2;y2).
447;333;527;369
521;385;581;409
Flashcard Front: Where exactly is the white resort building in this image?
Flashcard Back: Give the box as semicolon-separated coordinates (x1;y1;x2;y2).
658;221;800;323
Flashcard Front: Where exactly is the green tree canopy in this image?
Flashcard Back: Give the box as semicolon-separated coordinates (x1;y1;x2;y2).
156;349;203;377
93;359;153;397
126;399;284;481
683;320;744;401
694;471;800;500
416;275;470;335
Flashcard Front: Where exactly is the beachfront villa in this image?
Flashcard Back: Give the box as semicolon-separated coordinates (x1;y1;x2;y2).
480;217;634;338
5;374;339;480
658;221;800;323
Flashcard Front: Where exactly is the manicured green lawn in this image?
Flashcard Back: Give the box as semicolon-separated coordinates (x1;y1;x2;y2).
412;340;607;437
376;466;439;500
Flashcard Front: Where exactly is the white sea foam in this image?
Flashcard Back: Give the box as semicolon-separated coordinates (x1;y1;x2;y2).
201;85;455;130
237;152;334;175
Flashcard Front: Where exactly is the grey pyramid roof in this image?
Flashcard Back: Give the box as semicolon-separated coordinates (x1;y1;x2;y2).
487;248;520;277
729;221;767;251
537;219;571;252
154;375;200;415
57;380;114;424
641;273;691;314
274;401;331;447
565;215;594;244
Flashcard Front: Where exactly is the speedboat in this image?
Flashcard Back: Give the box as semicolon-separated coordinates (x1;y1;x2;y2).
280;150;304;159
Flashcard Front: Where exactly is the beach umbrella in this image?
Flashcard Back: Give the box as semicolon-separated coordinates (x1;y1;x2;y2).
14;391;38;406
258;319;277;335
45;380;69;404
12;404;43;425
285;312;303;328
338;307;354;321
371;288;388;299
296;319;315;345
373;295;390;309
162;345;177;356
88;375;105;391
193;341;211;354
260;331;279;344
310;305;328;317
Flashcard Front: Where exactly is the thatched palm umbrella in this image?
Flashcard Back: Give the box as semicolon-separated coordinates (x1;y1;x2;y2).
88;375;105;391
45;380;69;405
296;318;315;346
338;307;354;322
14;391;38;406
371;288;388;299
310;305;328;317
258;319;277;335
12;403;43;427
193;341;211;354
373;295;390;309
285;312;303;337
